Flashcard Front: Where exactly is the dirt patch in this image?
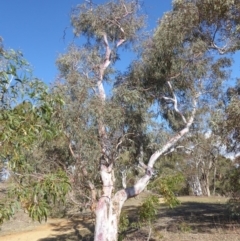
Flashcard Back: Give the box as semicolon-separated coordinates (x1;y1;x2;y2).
0;212;94;241
0;194;239;241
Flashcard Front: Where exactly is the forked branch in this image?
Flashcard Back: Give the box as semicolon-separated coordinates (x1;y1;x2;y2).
161;81;187;124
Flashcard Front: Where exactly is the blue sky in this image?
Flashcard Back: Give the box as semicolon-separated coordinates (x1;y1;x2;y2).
0;0;172;85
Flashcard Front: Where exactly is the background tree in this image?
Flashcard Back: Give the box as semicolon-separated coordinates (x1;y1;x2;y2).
212;78;240;215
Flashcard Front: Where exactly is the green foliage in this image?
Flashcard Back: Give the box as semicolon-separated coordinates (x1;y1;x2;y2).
149;174;183;207
132;0;240;133
118;211;130;240
0;41;64;168
55;2;240;224
1;0;238;234
71;0;145;45
0;201;19;225
225;95;240;152
229;167;240;194
118;195;159;241
1;2;240;239
211;156;233;195
27;200;49;223
54;1;149;212
226;166;240;216
0;40;69;225
227;197;240;217
221;168;240;196
6;170;71;223
138;195;159;223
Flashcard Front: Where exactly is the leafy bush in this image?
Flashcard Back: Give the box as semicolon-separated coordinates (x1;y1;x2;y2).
118;212;130;241
227;197;240;217
118;195;159;241
0;201;19;225
224;165;240;217
138;195;159;223
148;174;183;207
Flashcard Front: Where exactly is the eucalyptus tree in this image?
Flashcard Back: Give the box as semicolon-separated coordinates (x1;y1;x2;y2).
184;133;220;196
55;0;240;240
56;2;148;238
213;78;240;212
0;38;70;224
218;80;240;155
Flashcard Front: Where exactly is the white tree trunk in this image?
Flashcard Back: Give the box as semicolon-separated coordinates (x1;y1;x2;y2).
188;175;203;196
93;93;197;240
212;163;217;195
94;173;151;240
202;174;211;197
200;172;211;196
93;28;198;240
93;101;197;240
94;191;127;241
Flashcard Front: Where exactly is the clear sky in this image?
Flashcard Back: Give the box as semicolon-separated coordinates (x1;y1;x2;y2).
0;0;172;84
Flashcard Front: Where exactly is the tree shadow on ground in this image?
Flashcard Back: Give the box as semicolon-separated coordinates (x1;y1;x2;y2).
37;215;94;241
122;201;240;235
155;201;240;234
37;233;93;241
37;200;240;241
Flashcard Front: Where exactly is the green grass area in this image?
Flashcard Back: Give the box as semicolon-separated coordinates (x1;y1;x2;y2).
178;196;229;204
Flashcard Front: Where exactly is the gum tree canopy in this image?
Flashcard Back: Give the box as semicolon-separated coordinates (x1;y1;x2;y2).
1;0;240;241
55;0;240;240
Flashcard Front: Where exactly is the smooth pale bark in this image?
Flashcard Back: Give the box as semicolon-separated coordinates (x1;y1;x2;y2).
94;30;125;241
94;54;197;239
91;6;198;238
200;159;213;197
121;170;127;189
94;97;197;240
149;112;196;168
212;162;217;196
206;176;211;197
94;172;152;240
201;174;211;197
188;175;203;196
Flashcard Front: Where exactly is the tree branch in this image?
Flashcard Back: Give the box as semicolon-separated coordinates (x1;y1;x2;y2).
210;41;229;54
163;81;187;124
148;96;197;168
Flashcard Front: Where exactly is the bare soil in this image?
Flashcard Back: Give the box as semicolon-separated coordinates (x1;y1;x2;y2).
0;193;240;241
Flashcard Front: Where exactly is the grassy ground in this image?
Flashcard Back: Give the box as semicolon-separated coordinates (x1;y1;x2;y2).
122;194;240;241
0;192;239;241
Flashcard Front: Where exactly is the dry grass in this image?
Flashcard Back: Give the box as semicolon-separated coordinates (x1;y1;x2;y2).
122;194;240;241
0;192;239;241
